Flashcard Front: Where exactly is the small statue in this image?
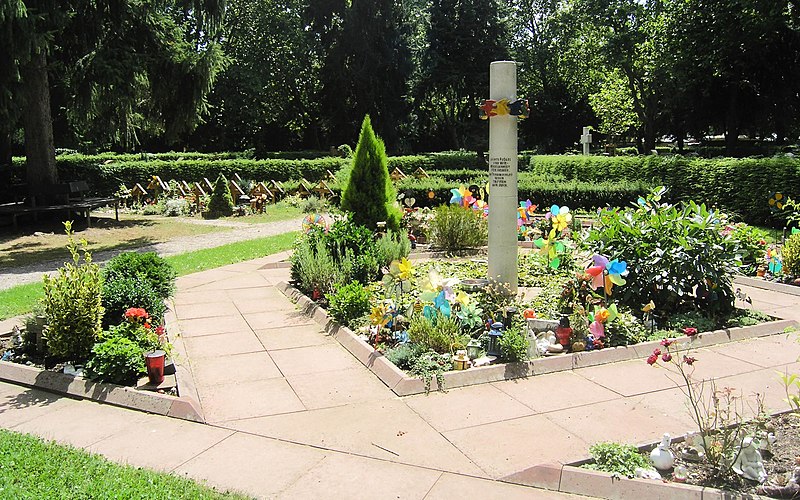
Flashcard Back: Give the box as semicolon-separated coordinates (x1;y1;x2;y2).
650;433;675;471
733;437;768;483
757;430;777;454
634;467;661;480
680;431;705;462
535;330;562;355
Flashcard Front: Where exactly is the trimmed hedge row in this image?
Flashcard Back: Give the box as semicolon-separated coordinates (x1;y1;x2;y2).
530;155;800;225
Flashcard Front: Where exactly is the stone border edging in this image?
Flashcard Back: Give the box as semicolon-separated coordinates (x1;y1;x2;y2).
735;275;800;297
0;306;205;423
277;281;798;396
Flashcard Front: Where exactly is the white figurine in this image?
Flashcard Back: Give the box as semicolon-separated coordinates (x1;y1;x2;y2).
733;437;768;483
650;433;675;471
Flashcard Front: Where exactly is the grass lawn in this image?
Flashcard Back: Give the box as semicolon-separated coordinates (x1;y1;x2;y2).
0;428;250;499
0;232;298;320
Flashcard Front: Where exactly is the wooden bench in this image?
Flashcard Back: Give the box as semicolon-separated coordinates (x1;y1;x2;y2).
0;181;119;230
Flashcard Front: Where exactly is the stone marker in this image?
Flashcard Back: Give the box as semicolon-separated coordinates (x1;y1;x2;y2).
580;126;592;155
487;61;519;293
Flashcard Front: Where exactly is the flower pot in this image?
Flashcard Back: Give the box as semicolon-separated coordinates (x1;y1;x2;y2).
145;350;166;385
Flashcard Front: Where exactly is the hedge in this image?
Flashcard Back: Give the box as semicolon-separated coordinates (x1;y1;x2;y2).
530;155;800;225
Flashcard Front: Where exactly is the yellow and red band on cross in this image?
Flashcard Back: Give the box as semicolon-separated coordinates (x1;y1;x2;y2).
479;99;529;119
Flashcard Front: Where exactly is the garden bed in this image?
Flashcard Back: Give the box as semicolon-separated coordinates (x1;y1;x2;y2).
736;275;800;298
512;412;800;500
0;309;204;422
277;280;797;396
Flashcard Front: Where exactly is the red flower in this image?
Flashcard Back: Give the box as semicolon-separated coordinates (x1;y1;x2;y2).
652;348;662;356
662;353;672;362
124;307;149;323
155;325;166;336
660;338;673;347
683;355;696;365
647;354;658;365
683;327;698;337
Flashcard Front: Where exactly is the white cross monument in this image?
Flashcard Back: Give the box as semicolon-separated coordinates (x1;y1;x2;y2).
580;126;592;155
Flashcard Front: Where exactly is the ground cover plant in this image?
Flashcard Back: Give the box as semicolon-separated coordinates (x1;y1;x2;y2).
0;428;249;499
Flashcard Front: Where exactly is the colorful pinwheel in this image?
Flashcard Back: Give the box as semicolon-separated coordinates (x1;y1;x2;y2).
472;199;489;218
767;247;783;274
587;304;618;339
449;185;474;208
547;205;572;238
534;237;566;269
517;199;537;225
585;254;627;295
382;257;414;293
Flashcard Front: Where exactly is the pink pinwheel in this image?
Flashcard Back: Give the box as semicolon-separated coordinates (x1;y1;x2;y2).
449;185;474;208
586;254;627;295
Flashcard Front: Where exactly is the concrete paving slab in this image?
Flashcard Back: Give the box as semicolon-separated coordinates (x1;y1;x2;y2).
427;472;579;499
286;367;394;410
232;296;295;314
493;371;622;414
198;377;305;422
575;358;676;397
10;399;150;448
242;310;315;330
225;399;484;476
87;413;233;472
189;351;283;387
404;383;535;432
177;314;252;337
174;301;240;320
269;344;364;376
443;414;589;478
183;330;265;358
710;334;800;368
191;274;271;291
225;286;290;302
172;290;229;306
716;367;795;416
0;388;78;428
280;452;442;500
254;324;334;351
174;432;326;498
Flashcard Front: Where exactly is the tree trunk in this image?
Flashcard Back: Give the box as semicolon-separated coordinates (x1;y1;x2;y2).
20;50;58;204
724;87;739;154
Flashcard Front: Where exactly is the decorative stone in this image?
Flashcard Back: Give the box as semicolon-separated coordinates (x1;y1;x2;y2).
650;433;675;471
757;467;800;498
472;355;497;367
634;467;661;480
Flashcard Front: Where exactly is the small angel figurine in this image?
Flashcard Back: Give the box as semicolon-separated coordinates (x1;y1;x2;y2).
733;437;768;483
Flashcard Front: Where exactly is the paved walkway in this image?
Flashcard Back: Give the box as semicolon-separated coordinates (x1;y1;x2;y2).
1;259;799;499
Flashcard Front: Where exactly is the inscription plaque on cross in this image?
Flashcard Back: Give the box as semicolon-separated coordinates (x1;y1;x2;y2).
580;126;592;156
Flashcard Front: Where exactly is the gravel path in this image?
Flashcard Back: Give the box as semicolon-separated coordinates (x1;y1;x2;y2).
0;216;305;291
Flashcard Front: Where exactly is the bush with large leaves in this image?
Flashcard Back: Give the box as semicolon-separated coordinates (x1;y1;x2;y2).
588;187;740;319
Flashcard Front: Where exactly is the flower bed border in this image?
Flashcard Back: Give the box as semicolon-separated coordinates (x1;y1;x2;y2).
277;281;798;397
0;308;204;423
735;275;800;297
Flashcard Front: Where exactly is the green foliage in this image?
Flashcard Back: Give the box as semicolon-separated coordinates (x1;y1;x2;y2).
604;310;648;347
728;223;768;274
383;343;425;371
103;252;176;300
102;322;164;355
0;429;249;499
289;238;342;297
340;116;402;233
85;336;145;385
499;326;529;362
206;173;235;218
375;231;411;267
429;205;488;251
666;311;717;333
589;187;739;319
407;313;467;355
409;350;449;393
783;233;800;275
101;277;166;327
42;222;104;362
588;70;640;140
585;442;651;478
326;283;371;328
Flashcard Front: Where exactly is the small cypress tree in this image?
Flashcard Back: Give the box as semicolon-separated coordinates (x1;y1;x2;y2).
206;173;235;218
340;115;401;232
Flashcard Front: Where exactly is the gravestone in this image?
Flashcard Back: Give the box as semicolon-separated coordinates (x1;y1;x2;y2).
580;126;592;156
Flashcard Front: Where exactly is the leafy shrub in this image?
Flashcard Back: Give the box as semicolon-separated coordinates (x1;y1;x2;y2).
375;231;411;267
85;336;145;385
727;223;768;275
384;343;425;371
499;326;529;362
326;283;371;328
604;310;648;347
429;205;488;251
666;310;717;333
102;276;166;327
42;222;104;362
409;350;449;393
783;233;800;275
141;202;162;215
300;195;327;213
584;442;651;478
340;115;402;233
589;187;739;319
103;252;176;300
407;313;467;354
163;198;189;216
206;173;235;218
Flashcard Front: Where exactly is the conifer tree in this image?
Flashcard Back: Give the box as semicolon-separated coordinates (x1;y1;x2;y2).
206;173;235;218
340;115;401;232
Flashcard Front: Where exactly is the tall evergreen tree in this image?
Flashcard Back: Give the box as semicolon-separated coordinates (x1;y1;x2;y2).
340;115;401;232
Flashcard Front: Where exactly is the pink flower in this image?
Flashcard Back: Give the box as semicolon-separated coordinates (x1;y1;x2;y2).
683;327;698;337
662;353;672;362
660;338;673;347
155;325;166;336
683;355;696;365
647;354;658;365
